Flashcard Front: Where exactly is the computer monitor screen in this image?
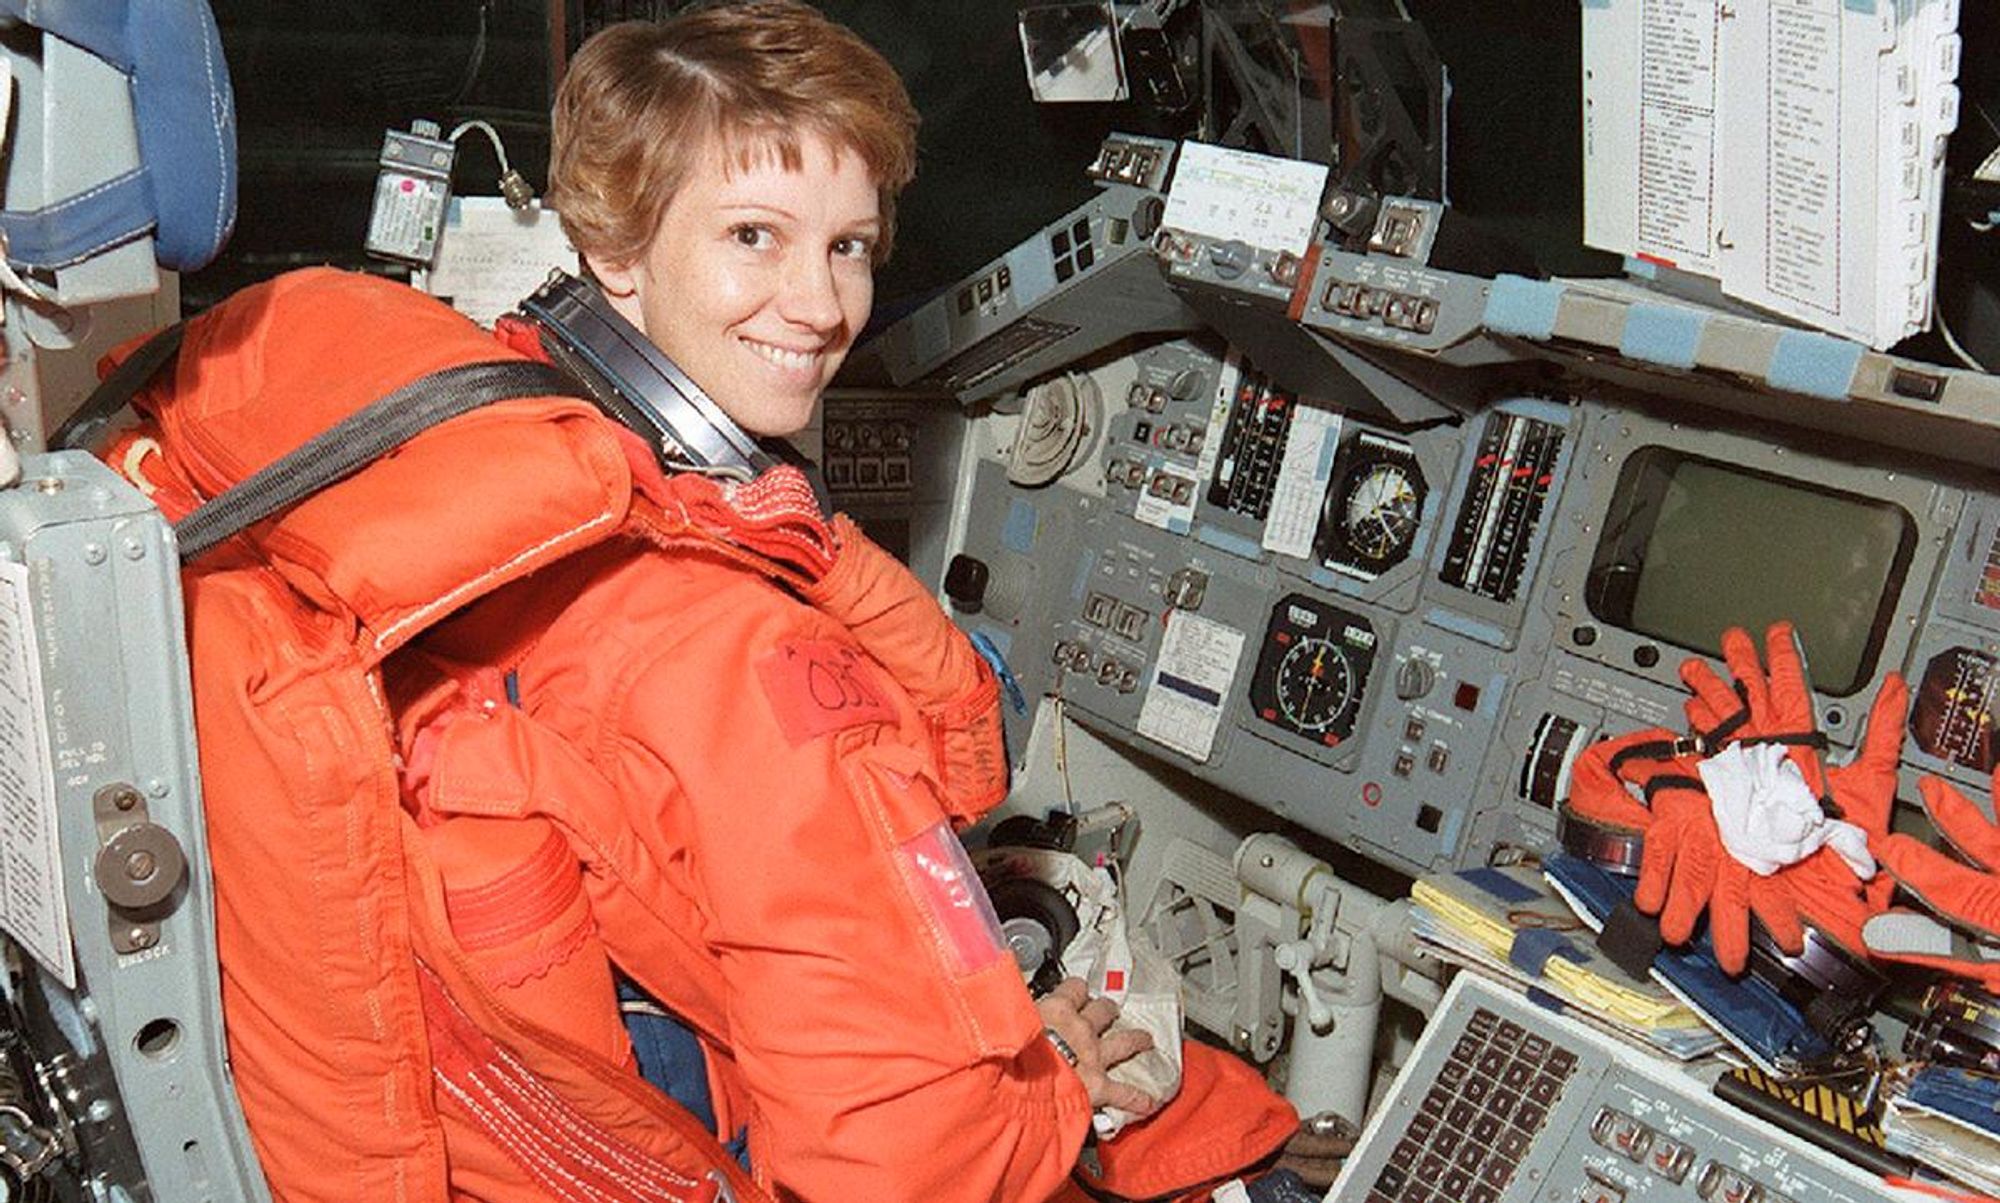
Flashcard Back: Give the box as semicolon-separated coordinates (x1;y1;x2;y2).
1584;447;1915;696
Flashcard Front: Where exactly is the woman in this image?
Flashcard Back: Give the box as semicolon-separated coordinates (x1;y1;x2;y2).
119;6;1284;1202
533;2;1161;1196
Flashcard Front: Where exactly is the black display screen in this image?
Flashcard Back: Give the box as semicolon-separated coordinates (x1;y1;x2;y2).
1584;447;1914;696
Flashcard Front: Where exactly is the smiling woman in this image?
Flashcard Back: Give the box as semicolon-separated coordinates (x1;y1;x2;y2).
546;2;916;435
505;4;1184;1201
587;134;880;435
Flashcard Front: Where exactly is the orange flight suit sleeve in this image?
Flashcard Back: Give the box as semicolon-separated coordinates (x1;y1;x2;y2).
599;565;1092;1203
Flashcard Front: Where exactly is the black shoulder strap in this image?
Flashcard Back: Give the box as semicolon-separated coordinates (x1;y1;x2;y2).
50;321;188;453
47;321;594;562
175;360;591;560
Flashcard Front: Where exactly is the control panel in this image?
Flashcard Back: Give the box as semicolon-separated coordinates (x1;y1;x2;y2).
1334;974;1902;1203
946;323;1974;876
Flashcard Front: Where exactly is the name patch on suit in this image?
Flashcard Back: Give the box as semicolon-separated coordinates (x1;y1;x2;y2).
758;639;897;744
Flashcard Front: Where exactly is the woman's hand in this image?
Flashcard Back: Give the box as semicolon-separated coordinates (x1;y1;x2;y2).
1034;977;1161;1116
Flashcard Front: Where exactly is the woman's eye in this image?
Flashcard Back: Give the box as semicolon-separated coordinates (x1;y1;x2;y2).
833;236;875;261
731;224;775;249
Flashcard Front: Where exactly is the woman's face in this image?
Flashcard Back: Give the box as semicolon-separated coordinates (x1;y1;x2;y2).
591;131;880;437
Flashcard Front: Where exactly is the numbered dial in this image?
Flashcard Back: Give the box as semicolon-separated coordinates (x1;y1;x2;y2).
1320;437;1426;578
1249;594;1378;748
1275;638;1355;732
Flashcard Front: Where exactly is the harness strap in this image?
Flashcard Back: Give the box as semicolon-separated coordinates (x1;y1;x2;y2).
173;361;591;560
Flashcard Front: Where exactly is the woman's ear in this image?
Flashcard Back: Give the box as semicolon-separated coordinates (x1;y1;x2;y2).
583;252;646;327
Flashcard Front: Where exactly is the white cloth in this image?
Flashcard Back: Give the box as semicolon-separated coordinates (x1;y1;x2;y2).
970;845;1183;1138
1696;743;1877;879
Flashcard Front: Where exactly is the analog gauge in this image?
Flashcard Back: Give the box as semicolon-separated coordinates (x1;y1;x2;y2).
1913;647;2000;772
1275;637;1354;733
1249;594;1378;748
1320;436;1427;578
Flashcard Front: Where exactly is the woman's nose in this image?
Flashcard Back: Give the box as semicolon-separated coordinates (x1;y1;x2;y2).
778;250;845;332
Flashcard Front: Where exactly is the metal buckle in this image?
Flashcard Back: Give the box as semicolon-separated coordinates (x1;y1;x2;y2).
1670;735;1707;759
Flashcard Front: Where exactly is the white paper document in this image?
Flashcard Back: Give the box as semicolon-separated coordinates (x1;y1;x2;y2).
1162;141;1330;255
1137;612;1246;763
420;198;580;327
1583;0;1961;350
0;560;72;988
1260;405;1341;560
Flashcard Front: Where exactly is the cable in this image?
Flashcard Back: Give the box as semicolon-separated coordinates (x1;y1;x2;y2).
1938;308;1994;374
445;120;535;210
446;119;512;176
451;0;493;105
1051;694;1078;816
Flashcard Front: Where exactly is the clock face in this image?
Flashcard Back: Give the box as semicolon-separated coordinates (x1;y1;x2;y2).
1274;636;1355;733
1320;438;1427;577
1249;595;1378;748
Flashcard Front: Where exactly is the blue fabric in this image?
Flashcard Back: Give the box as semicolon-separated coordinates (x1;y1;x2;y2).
1543;853;1832;1066
0;0;237;272
1766;330;1863;401
1620;303;1705;370
617;978;750;1169
1483;274;1565;341
0;170;152;267
1463;867;1540;905
1509;927;1584;977
970;630;1027;717
1906;1067;2000;1137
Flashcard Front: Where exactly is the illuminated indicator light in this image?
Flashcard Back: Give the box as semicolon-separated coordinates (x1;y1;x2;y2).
1261;707;1277;720
1322;733;1340;747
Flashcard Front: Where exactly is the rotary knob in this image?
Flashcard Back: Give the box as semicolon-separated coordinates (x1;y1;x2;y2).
1394;657;1436;701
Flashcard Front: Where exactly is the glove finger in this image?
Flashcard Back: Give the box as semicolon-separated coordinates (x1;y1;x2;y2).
1761;622;1818;732
1919;775;2000;874
1827;673;1909;835
1655;824;1714;944
1877;830;2000;941
1635;826;1678;918
1866;946;2000;994
1854;672;1910;772
1720;626;1773;731
1761;622;1829;794
1745;873;1805;956
1709;861;1753;974
1680;656;1742;736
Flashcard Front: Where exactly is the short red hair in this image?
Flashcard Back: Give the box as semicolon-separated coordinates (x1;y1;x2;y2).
547;1;919;268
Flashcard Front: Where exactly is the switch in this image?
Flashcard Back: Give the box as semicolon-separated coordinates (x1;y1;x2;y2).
1394;753;1415;778
1404;717;1426;742
943;555;989;613
1396;659;1437;701
1428;744;1450;773
1590;1108;1652;1162
1647;1135;1694;1184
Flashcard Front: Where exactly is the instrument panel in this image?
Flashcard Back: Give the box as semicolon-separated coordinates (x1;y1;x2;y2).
945;332;1980;877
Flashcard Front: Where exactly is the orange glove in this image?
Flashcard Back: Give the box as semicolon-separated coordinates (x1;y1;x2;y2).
1869;773;2000;992
1679;623;1909;964
1563;728;1769;969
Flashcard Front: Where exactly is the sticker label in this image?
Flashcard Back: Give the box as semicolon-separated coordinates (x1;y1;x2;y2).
757;639;897;745
0;559;71;987
896;821;1006;975
1137;612;1246;763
